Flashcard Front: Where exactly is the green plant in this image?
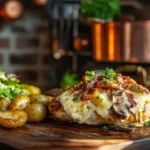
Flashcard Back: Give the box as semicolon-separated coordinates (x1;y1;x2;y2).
60;71;79;90
80;0;120;20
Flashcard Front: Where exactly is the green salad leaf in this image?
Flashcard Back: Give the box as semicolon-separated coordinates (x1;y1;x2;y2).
0;71;29;100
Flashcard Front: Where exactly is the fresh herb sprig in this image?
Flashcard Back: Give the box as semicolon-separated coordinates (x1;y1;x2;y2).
72;97;78;103
87;106;90;109
131;84;137;88
131;84;139;91
103;125;110;130
85;71;95;82
131;84;145;94
100;68;117;83
96;95;103;101
144;121;150;127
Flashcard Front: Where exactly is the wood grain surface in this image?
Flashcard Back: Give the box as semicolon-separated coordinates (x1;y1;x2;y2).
0;118;150;150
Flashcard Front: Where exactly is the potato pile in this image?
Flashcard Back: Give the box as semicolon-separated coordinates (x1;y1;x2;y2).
0;85;53;128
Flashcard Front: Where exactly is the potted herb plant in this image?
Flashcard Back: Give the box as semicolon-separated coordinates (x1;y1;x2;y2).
80;0;120;23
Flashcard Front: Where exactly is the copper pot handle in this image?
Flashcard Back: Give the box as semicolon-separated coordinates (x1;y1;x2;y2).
116;65;150;87
137;66;150;87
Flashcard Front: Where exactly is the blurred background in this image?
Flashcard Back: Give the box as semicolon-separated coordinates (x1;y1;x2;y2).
0;0;150;91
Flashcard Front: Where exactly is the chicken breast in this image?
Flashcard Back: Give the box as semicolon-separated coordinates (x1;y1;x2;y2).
48;69;150;126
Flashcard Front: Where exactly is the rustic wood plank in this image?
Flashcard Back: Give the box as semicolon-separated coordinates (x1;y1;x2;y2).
0;119;150;149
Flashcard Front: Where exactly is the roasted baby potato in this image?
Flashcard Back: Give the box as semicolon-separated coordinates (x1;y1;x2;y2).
30;94;53;106
0;110;27;128
26;85;41;95
0;97;11;111
9;95;30;110
25;103;47;123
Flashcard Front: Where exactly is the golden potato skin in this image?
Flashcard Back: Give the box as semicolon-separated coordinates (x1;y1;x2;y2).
0;110;27;128
30;94;53;106
9;95;30;110
25;103;47;123
26;85;41;95
0;97;11;111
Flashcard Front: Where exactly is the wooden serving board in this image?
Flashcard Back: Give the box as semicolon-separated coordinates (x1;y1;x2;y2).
0;118;150;150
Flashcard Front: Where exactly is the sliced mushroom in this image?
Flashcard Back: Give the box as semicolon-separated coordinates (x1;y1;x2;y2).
112;90;123;96
111;103;130;119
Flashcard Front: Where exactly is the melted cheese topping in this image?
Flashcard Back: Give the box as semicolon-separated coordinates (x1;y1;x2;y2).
57;88;150;125
130;92;150;123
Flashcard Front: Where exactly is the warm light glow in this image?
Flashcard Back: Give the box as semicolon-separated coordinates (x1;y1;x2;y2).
81;39;89;46
108;23;115;61
34;0;48;5
144;22;150;61
74;38;80;51
54;52;61;59
124;22;131;61
131;57;138;62
5;0;23;19
93;23;102;61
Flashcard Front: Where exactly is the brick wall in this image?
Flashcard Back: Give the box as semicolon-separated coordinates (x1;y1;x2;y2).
0;11;51;90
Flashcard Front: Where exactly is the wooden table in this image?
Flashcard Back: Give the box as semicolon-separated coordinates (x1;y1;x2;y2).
0;119;150;150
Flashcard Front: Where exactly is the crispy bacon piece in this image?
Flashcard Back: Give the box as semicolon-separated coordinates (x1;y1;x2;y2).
73;81;85;90
83;76;99;91
116;74;124;84
123;84;149;94
84;82;93;91
122;84;130;90
81;95;92;101
117;97;124;103
95;81;121;91
126;93;137;107
122;76;137;84
136;85;149;94
73;90;84;97
81;75;86;81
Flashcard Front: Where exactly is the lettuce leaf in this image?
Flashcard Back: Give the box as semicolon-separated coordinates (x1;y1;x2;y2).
0;72;29;100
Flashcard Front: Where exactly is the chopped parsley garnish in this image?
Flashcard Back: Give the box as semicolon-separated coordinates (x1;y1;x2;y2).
72;97;78;103
96;95;103;101
144;121;150;127
131;84;137;89
0;71;29;100
103;125;109;130
100;68;117;83
96;95;99;99
131;84;144;94
87;106;90;109
85;71;95;82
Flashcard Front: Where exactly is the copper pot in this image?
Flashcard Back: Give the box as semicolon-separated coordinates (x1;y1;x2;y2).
92;20;150;63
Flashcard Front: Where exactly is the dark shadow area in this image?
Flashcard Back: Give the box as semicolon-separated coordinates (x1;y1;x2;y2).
123;140;150;150
0;143;16;150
